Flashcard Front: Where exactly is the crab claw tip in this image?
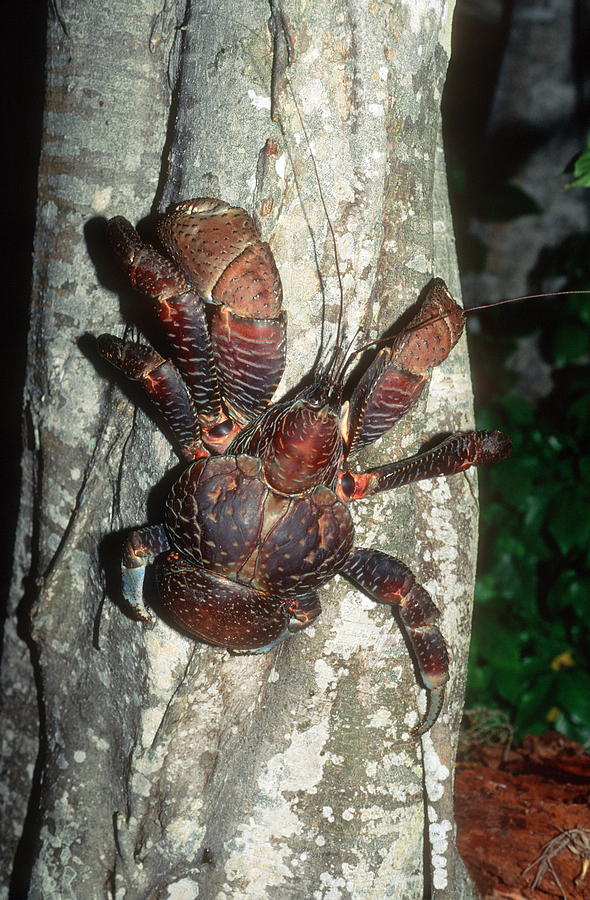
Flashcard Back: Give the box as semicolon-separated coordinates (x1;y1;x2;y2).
412;685;446;737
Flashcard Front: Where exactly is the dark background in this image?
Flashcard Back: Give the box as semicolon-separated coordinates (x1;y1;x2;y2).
1;3;47;615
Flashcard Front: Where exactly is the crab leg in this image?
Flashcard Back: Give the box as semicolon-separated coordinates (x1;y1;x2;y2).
337;430;512;501
344;279;465;454
121;524;171;621
340;548;448;735
108;216;225;431
155;556;321;652
97;335;205;460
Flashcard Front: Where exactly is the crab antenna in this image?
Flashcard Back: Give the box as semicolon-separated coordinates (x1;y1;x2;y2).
341;287;590;367
336;326;363;383
286;78;346;355
466;288;590;313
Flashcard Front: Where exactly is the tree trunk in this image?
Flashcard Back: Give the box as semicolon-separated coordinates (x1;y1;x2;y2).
3;1;478;897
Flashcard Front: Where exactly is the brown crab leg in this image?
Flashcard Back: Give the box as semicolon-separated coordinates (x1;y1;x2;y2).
344;279;465;455
155;556;320;652
107;216;225;430
121;524;171;621
337;430;512;501
97;335;206;460
340;548;448;735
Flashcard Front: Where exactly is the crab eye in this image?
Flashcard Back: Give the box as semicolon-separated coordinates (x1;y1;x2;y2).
340;471;355;499
209;420;234;438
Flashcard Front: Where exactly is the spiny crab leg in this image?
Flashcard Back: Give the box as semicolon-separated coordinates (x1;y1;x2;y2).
121;524;171;621
338;430;512;501
107;215;225;431
340;548;449;736
97;335;206;461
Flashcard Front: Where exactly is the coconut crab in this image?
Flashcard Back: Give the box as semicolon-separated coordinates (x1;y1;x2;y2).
97;198;511;734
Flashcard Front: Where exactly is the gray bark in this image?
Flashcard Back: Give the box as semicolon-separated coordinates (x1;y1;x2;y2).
2;1;477;897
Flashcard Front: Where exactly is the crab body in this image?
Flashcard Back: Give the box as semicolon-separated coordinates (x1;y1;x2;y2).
159;451;351;651
98;198;511;734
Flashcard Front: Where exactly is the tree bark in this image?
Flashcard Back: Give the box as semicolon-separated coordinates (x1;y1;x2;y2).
3;1;478;897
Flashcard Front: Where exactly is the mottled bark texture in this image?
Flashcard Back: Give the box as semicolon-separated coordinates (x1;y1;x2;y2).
3;1;478;897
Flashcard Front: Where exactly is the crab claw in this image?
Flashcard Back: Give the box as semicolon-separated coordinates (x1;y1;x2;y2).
412;685;446;737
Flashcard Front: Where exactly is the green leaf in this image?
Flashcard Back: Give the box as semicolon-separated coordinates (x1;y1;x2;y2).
495;668;526;704
565;145;590;189
568;396;590;439
474;572;498;605
498;394;536;426
447;158;468;195
465;661;493;703
522;491;554;532
547;571;590;617
555;669;590;721
478;627;521;671
520;631;569;676
549;710;590;746
576;298;590;325
548;490;590;554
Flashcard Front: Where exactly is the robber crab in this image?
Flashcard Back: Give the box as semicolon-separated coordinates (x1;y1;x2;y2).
97;198;511;734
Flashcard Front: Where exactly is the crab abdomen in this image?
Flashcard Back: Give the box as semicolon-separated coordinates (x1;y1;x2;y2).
155;557;290;650
164;454;354;595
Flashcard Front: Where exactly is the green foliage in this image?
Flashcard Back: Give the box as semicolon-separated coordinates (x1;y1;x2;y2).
467;266;590;744
565;137;590;189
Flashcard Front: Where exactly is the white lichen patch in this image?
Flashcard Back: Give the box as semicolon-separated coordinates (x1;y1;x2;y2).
421;732;450;803
258;722;329;795
247;89;271;111
166;816;206;849
333;805;423;898
223;805;299;893
223;721;330;894
365;759;378;779
426;369;472;416
427;807;453;890
366;707;392;729
275;153;286;181
143;630;192;705
154;430;174;466
323;590;390;660
299;79;331;120
314;870;347;899
91;187;112;212
166;877;200;899
406;251;429;274
403;0;449;39
414;475;465;641
360;746;422;802
314;658;335;692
